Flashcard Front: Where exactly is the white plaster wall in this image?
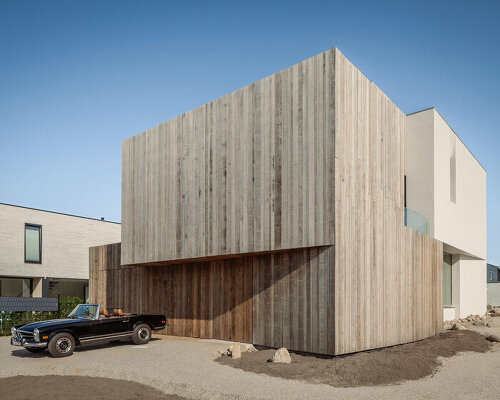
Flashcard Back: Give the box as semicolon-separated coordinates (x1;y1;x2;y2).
443;307;457;321
487;283;500;307
432;110;487;260
452;255;487;317
0;204;121;280
407;109;487;319
406;109;487;260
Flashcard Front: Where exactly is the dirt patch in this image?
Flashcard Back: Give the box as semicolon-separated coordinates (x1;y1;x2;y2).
217;330;493;387
0;375;187;400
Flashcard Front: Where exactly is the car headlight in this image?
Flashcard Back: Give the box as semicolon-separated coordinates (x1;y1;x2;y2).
11;327;16;336
33;328;40;342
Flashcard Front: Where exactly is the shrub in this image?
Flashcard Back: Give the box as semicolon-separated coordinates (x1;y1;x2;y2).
58;296;84;318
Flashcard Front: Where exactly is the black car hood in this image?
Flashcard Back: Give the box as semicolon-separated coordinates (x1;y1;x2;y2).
17;318;82;332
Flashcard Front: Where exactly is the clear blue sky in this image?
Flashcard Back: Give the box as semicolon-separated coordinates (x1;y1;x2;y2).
0;1;498;264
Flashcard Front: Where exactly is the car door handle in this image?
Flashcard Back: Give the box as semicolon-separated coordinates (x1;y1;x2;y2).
122;319;130;322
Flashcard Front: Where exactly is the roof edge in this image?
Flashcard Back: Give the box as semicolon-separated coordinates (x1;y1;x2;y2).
0;202;121;224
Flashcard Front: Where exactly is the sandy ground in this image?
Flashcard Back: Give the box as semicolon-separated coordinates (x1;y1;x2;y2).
216;330;492;387
1;329;500;400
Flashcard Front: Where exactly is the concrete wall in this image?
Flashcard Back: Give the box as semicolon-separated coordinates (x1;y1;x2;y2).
0;203;121;280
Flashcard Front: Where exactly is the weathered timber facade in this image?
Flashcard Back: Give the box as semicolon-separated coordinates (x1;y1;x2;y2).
90;47;444;355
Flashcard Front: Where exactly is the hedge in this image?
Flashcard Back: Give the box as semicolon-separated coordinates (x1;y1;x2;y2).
0;296;83;336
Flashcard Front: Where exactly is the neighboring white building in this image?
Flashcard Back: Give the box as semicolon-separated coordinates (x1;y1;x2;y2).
406;108;487;320
0;203;121;300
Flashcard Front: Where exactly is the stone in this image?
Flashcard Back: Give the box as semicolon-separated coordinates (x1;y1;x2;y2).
231;342;242;360
271;348;291;364
486;335;500;343
451;322;466;330
473;320;486;326
243;344;258;352
487;319;500;328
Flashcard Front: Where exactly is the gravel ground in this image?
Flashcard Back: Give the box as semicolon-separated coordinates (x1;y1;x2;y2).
1;330;500;400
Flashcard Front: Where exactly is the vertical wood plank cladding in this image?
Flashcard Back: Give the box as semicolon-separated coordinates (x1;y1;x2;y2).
121;50;336;266
333;49;443;355
90;244;334;351
251;246;335;354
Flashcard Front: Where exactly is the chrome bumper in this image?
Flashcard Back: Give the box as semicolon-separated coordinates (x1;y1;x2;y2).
11;337;48;349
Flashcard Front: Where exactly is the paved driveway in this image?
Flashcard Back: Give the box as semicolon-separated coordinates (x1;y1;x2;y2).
1;333;499;400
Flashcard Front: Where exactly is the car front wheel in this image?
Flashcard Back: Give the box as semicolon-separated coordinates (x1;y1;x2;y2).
132;324;151;345
48;333;75;357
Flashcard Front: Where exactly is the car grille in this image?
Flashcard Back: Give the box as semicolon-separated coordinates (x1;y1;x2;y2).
16;331;34;341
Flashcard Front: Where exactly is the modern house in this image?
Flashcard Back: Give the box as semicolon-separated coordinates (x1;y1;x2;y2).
487;263;500;307
0;203;121;302
90;47;486;355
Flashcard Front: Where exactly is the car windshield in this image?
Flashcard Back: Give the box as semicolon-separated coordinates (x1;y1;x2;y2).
67;304;99;319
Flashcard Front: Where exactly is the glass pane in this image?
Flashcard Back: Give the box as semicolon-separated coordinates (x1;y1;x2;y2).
0;278;32;297
25;225;40;262
443;254;452;306
405;208;428;234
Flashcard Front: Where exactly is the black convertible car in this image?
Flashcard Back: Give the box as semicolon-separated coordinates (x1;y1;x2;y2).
11;304;166;357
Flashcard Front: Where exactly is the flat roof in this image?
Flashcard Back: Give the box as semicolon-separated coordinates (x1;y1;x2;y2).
406;107;486;172
0;202;121;224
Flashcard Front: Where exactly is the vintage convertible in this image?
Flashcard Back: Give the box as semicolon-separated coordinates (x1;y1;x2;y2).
11;304;166;357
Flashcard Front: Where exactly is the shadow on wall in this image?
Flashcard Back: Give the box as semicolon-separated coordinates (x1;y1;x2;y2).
97;245;334;344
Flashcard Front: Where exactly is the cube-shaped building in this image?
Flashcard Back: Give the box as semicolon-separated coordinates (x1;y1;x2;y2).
90;48;486;355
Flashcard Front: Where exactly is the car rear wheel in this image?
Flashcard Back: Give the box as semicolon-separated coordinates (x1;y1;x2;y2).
26;348;45;353
48;333;75;357
132;324;151;345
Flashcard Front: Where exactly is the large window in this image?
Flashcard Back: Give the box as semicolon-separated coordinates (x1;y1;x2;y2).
0;277;32;297
25;224;42;263
443;253;452;306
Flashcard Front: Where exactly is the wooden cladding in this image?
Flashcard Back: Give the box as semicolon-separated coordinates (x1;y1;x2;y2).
253;246;335;354
90;238;440;355
90;244;334;352
92;48;445;356
122;49;335;266
333;51;443;354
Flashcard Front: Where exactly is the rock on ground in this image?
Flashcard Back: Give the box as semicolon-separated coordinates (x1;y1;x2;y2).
231;343;242;360
486;334;500;343
243;344;258;352
272;348;291;364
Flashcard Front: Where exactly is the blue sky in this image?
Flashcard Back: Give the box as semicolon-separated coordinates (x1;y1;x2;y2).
0;1;498;264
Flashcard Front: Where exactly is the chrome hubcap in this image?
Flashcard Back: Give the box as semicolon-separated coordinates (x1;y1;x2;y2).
138;328;149;340
56;337;71;353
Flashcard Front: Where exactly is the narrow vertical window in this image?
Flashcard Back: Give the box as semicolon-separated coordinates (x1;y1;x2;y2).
443;253;452;306
25;224;42;263
450;140;457;203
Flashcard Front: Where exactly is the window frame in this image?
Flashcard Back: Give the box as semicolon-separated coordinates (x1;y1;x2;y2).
24;223;42;264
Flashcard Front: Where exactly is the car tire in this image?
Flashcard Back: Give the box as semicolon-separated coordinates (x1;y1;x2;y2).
26;348;45;353
132;324;151;345
48;333;75;357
